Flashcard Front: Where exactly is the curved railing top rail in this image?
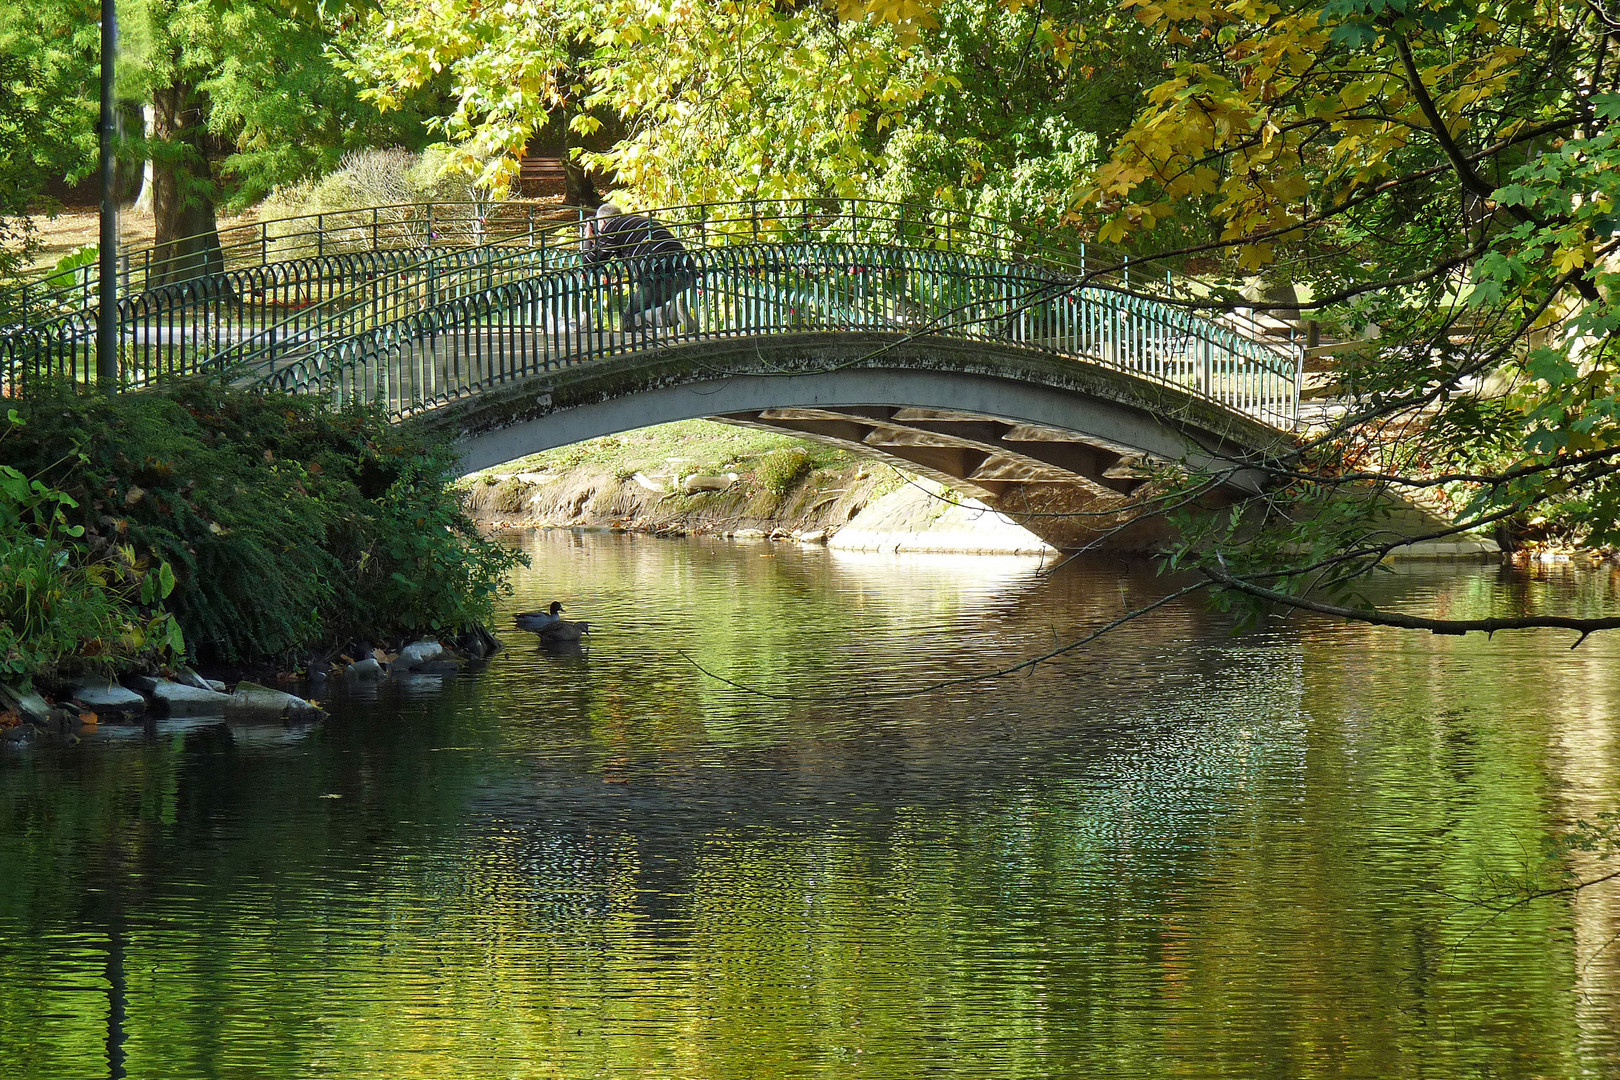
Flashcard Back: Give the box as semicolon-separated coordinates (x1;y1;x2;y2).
2;198;1304;434
7;197;1173;313
189;205;1295;384
257;239;1303;431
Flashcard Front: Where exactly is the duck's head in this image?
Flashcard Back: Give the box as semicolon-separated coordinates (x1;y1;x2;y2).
549;601;564;615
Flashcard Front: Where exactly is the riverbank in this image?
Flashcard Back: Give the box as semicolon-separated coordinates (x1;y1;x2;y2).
0;624;507;746
462;420;1057;555
464;421;1620;563
0;382;520;702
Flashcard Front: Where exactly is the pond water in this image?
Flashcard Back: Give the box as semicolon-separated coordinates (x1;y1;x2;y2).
3;531;1619;1079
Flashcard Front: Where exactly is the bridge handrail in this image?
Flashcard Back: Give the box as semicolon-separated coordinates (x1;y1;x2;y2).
2;241;555;391
3;196;1165;314
1;200;556;306
4;209;1114;389
255;240;1301;427
1;199;1302;429
208;221;1290;389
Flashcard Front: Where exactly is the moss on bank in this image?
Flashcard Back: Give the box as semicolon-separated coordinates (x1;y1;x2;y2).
462;420;909;537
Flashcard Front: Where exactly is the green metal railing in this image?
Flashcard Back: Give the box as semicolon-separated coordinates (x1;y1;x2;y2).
0;199;1302;429
2;200;563;314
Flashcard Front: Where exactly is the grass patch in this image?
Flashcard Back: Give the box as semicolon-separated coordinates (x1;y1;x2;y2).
476;420;859;486
756;447;814;496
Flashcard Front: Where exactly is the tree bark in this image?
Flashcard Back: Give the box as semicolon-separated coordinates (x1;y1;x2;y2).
561;152;599;207
148;80;225;287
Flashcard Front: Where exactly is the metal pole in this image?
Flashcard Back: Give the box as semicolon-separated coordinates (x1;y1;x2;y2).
96;0;118;393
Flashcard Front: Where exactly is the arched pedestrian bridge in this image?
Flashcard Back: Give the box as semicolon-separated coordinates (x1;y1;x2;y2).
2;199;1303;549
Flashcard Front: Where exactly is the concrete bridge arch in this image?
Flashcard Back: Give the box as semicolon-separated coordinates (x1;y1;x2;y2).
412;333;1290;551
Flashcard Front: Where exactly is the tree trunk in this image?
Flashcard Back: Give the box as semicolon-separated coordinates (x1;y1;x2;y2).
148;81;225;288
561;153;599;207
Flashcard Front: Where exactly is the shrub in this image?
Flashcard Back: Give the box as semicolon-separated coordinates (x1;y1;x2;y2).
4;383;524;667
0;410;183;689
756;448;814;497
258;146;515;257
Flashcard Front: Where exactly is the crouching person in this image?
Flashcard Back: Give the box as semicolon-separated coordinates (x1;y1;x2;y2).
582;203;697;332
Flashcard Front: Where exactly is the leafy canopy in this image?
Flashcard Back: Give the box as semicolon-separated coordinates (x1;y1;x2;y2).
1080;0;1620;623
337;0;1156;220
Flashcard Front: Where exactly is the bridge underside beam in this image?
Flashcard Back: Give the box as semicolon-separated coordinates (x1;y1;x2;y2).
717;407;1145;498
713;405;1194;550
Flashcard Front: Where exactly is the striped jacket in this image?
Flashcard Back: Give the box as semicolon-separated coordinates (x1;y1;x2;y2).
582;213;693;274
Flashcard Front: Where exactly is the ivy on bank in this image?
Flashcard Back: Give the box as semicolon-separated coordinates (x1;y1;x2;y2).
2;382;524;683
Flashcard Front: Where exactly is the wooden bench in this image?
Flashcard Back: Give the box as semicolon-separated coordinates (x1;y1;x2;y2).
519;154;567;197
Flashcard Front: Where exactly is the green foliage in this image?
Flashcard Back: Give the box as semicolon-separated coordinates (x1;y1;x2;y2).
0;2;93;293
256;145;511;258
44;244;98;290
0;0;99;199
1068;0;1620;622
0;410;184;689
260;146;503;220
4;384;524;666
755;448;815;497
337;0;1152;221
0;0;438;271
115;0;436;210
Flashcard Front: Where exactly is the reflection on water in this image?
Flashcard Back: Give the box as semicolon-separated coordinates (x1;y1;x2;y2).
1;532;1617;1078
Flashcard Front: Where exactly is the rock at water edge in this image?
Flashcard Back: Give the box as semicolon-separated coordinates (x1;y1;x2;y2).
124;674;162;695
397;640;444;670
346;657;384;679
227;681;325;722
70;681;146;721
148;680;233;718
1;683;52;726
683;472;739;494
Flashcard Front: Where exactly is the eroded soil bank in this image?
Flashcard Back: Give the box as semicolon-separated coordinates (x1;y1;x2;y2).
461;420;1056;554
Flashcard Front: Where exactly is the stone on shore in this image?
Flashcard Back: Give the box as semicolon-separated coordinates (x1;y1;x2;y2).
70;681;146;721
346;657;384;679
147;680;233;718
175;668;220;693
124;674;162;695
397;640;444;670
828;480;1056;555
0;683;52;726
683;472;739;494
226;681;325;722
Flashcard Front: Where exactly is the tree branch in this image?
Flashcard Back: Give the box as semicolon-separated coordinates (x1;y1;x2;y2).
1393;35;1600;301
1202;560;1620;646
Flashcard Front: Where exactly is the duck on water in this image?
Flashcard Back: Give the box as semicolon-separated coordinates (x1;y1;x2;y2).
515;601;591;642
